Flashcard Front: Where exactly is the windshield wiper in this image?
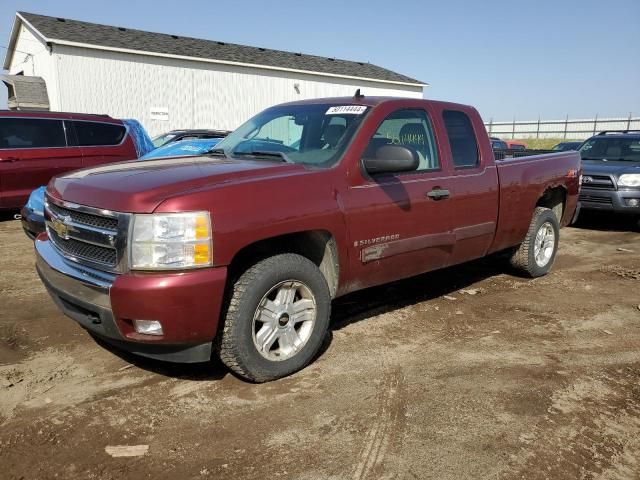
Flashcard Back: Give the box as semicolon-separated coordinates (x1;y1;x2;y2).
207;148;226;157
233;150;291;163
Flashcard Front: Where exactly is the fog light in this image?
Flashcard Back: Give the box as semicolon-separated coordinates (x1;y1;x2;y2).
626;198;639;207
132;319;163;336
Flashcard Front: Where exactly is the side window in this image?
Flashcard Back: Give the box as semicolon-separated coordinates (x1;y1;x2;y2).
365;109;439;172
74;121;126;146
0;118;66;149
443;110;480;168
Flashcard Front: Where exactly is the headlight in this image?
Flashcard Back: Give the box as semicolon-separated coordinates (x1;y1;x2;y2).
618;174;640;187
131;212;212;270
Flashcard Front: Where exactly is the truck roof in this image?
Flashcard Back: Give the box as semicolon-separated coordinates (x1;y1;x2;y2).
279;96;476;112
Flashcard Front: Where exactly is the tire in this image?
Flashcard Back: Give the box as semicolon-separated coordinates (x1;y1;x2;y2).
509;207;560;278
216;253;331;383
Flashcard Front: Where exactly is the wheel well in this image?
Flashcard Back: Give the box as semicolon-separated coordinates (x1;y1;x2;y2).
536;187;566;223
227;231;340;298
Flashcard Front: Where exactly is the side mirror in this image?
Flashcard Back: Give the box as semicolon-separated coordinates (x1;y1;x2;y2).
362;145;419;175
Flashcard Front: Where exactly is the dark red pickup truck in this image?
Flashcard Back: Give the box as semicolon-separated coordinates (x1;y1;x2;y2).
35;96;581;382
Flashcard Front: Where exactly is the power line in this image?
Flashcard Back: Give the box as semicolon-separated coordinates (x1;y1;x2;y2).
0;44;32;56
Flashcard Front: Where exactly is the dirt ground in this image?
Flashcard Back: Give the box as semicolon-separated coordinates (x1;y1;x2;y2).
1;212;639;480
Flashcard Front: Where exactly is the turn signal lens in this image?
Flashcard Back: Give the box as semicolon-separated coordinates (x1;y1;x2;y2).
195;215;210;240
193;243;211;265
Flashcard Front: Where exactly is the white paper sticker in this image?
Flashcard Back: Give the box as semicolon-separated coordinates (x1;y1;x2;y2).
150;107;169;121
326;105;367;115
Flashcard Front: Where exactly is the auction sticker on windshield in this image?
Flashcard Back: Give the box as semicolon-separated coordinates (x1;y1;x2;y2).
326;105;367;115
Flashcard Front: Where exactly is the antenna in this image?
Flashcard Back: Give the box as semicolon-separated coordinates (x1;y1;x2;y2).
354;89;364;100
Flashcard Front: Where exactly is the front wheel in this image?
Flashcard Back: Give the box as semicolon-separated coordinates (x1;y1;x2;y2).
216;254;331;383
509;207;560;277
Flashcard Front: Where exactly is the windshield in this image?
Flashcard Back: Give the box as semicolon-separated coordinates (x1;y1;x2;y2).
214;103;370;167
152;133;178;147
579;137;640;162
140;138;222;160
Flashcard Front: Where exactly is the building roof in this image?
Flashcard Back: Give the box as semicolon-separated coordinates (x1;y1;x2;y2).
10;12;426;87
1;74;50;110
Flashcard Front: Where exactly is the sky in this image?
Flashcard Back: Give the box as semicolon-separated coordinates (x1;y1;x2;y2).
0;0;638;121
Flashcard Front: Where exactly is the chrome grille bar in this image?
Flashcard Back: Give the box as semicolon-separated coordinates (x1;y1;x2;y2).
45;194;131;273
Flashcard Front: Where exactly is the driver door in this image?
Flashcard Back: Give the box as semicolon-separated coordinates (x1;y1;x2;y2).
342;107;455;290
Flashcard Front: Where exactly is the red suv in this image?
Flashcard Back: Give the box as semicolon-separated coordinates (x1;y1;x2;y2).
0;111;138;210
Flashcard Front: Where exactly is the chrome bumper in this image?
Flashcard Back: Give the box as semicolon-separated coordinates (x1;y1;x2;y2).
36;236;213;363
36;236;122;340
36;235;115;307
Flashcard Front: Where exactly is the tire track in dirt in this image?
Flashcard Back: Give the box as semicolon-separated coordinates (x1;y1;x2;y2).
504;365;640;479
352;366;407;480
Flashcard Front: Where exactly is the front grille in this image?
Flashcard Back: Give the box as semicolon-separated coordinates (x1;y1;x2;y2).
49;229;117;266
48;202;118;231
45;196;129;272
579;194;613;205
582;175;615;190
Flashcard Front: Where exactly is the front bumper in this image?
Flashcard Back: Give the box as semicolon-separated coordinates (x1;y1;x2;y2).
21;206;45;240
579;187;640;214
35;235;227;363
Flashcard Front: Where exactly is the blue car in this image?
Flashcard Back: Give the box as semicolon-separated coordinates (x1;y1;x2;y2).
139;137;222;160
21;137;223;239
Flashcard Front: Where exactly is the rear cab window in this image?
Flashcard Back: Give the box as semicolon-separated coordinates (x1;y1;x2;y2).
443;110;480;168
73;121;126;147
0;118;67;149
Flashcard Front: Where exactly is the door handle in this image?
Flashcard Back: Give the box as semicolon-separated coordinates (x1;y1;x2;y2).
0;156;19;163
426;188;450;200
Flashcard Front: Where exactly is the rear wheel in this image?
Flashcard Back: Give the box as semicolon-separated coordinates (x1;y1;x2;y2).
510;207;560;277
216;254;331;383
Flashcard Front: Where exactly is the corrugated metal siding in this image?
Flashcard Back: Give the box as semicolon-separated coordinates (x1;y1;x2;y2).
54;45;423;136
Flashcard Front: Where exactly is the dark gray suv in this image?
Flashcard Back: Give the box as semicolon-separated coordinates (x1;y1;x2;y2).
578;131;640;220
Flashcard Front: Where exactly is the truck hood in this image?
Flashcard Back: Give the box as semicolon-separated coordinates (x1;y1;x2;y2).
48;156;306;213
582;159;640;177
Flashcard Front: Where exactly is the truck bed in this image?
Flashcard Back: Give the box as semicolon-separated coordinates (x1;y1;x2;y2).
491;151;581;253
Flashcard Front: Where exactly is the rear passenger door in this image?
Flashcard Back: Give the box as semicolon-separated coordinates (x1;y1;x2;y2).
72;120;132;167
0;117;83;209
441;109;499;265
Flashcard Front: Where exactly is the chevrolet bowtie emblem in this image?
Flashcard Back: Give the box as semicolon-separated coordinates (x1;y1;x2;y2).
51;215;71;240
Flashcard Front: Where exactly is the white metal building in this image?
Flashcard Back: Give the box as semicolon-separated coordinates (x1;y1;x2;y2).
2;12;426;136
